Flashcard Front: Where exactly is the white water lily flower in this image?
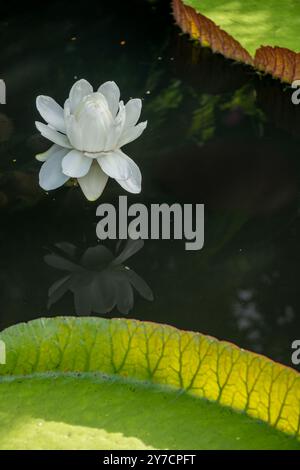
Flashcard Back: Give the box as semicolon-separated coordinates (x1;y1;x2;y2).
35;79;147;200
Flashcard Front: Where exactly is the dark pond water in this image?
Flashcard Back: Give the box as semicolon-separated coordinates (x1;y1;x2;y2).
1;0;300;369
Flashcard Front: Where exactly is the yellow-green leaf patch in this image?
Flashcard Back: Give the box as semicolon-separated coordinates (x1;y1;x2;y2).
0;317;300;449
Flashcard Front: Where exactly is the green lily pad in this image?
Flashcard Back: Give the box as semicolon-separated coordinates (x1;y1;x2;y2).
173;0;300;82
0;317;300;450
183;0;300;57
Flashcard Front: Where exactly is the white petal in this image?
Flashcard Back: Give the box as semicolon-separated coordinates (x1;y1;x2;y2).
35;144;61;162
84;151;102;158
35;121;72;148
116;177;141;194
39;147;70;190
62;149;92;177
97;149;133;180
124;98;142;128
64;98;71;118
69;79;93;113
75;93;113;152
78;161;109;201
118;121;147;148
65;114;84;150
104;101;126;151
36;96;66;133
115;152;142;193
98;81;120;117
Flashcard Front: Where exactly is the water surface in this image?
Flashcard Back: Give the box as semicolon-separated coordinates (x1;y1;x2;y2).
1;0;300;369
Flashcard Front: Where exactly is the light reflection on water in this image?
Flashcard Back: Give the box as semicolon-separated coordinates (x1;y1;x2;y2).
0;0;300;369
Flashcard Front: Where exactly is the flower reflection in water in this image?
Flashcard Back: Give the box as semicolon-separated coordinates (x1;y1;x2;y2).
45;239;153;315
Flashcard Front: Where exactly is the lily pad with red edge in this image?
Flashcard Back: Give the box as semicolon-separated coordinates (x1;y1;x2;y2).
173;0;300;83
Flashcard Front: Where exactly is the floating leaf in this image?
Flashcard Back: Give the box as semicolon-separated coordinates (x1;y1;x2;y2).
173;0;300;83
0;317;300;449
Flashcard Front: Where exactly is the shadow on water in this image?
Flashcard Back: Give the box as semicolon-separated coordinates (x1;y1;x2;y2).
1;0;300;369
